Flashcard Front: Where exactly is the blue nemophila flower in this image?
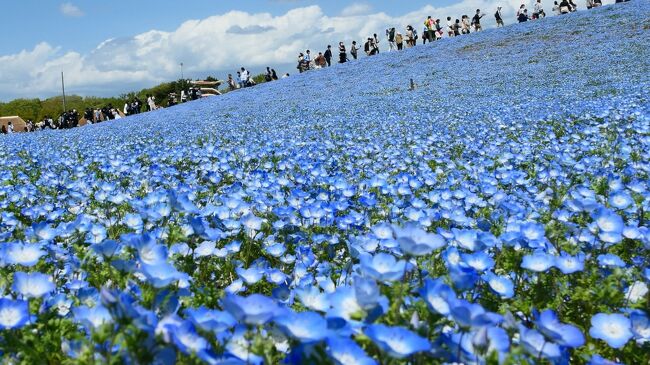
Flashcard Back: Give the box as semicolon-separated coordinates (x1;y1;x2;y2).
536;309;585;348
624;281;648;304
12;271;56;298
597;254;626;268
483;272;514;299
365;324;431;359
140;261;188;288
449;298;502;328
222;294;279;326
72;305;112;330
420;278;456;316
359;253;406;282
90;240;120;259
295;286;329;312
519;222;547;243
462;252;495;272
275;311;328;343
185;307;236;332
236;267;264;285
353;276;381;310
326;336;377;365
609;192;634;210
451;228;483;252
31;222;58;241
589;354;620;365
123;213;144;231
519;326;561;361
630;311;650;343
521;252;555;272
168;321;216;363
5;242;46;267
592;208;624;243
394;224;446;256
555;252;585;274
589;313;633;349
0;298;30;330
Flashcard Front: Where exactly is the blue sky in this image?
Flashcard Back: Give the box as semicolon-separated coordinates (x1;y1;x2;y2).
0;0;611;100
0;1;455;55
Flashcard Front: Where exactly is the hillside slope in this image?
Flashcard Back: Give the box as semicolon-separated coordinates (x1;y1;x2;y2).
0;2;649;364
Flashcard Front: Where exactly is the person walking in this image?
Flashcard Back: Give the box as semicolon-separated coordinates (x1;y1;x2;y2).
495;7;504;27
424;16;436;43
388;28;396;51
324;45;332;66
453;19;462;36
395;32;404;50
559;0;571;13
338;42;347;63
228;74;236;90
350;41;359;59
436;19;444;40
472;9;484;31
406;26;415;47
533;0;546;19
518;9;530;22
447;17;454;37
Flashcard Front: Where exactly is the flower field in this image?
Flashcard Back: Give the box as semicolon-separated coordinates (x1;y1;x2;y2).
0;2;649;364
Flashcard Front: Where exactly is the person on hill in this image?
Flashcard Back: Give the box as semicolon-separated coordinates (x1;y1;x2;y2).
472;9;485;31
148;95;157;110
461;15;471;34
240;67;250;87
447;17;454;37
495;7;505;27
350;41;359;59
304;50;311;63
282;73;289;78
271;69;278;80
314;52;326;68
533;0;546;19
518;9;530;22
228;74;236;90
7;121;14;134
265;67;273;82
559;0;572;14
593;0;603;7
373;33;380;53
324;45;332;66
422;26;429;44
453;19;462;36
424;16;436;43
516;4;526;18
338;42;347;63
1;125;6;134
435;19;443;40
569;0;578;11
388;28;396;51
406;26;415;47
553;1;561;15
395;32;404;50
124;101;130;116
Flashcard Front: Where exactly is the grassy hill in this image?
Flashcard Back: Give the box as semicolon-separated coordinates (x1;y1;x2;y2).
0;2;648;364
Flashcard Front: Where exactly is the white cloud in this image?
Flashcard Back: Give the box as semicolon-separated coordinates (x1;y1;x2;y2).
60;2;84;17
340;3;373;17
0;0;616;100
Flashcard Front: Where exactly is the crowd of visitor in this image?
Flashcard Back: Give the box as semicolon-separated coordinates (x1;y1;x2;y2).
294;0;620;72
2;0;630;135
